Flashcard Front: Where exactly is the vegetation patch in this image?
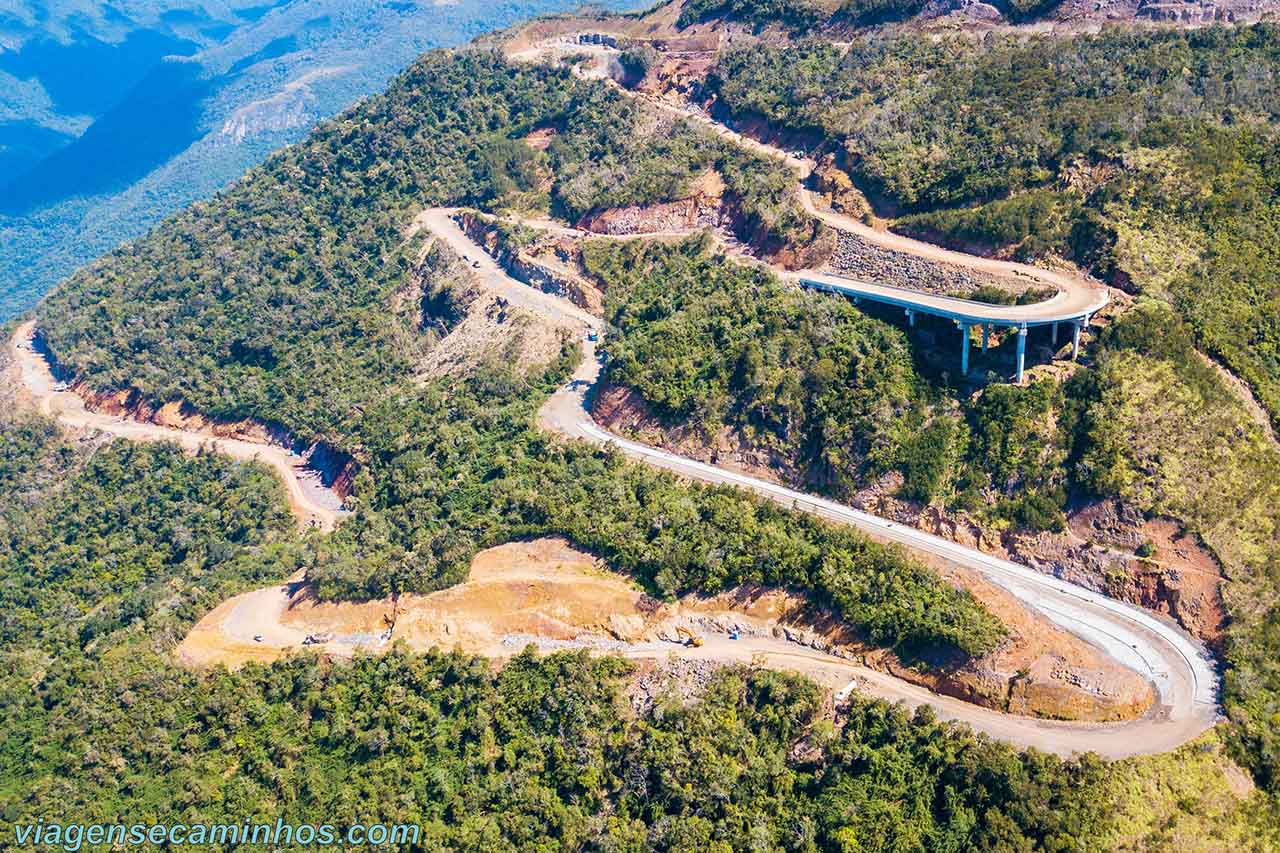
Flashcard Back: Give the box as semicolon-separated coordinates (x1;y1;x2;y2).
586;237;1071;530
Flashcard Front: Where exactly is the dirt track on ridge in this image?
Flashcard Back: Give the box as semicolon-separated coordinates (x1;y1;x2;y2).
8;321;346;531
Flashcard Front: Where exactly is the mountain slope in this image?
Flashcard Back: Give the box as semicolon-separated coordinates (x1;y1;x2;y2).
0;0;641;319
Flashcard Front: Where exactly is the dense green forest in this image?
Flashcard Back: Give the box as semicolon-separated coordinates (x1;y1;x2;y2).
693;26;1280;788
586;236;1071;531
21;16;1280;832
678;0;827;30
1068;303;1280;792
677;0;958;30
590;234;921;482
0;419;298;655
2;412;1275;850
583;231;1280;793
305;308;1002;660
707;26;1280;428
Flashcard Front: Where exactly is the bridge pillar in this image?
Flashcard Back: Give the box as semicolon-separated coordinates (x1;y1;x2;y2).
905;309;915;327
1052;322;1059;346
981;324;989;352
1071;321;1081;360
1015;324;1028;384
960;323;970;375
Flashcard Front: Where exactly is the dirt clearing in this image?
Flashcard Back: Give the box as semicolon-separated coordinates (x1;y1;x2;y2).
181;535;1152;726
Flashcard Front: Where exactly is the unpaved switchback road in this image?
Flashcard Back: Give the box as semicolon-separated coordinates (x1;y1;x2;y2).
9;321;347;531
513;41;1109;321
412;212;1219;757
410;208;602;329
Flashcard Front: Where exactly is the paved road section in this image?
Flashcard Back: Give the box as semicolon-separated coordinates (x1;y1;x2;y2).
9;321;347;531
645;96;1110;326
513;40;1111;327
411;212;1220;756
540;342;1219;757
794;269;1110;326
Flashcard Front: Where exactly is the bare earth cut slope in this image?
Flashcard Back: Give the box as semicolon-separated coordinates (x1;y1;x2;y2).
34;20;1226;762
184;537;1170;758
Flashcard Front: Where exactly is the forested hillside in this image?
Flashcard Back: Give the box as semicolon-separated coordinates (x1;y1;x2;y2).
590;20;1280;793
588;236;1073;530
1;410;1275;849
18;6;1280;841
708;26;1280;428
34;50;996;662
0;0;643;320
38;49;810;442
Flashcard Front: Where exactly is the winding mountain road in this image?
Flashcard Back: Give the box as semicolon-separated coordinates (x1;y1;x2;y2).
8;321;347;531
518;40;1110;327
643;95;1110;327
418;209;1219;757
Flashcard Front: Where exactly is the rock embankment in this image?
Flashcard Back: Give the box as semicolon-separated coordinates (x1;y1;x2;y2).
673;584;1155;723
827;230;1016;296
577;195;723;236
72;383;359;502
455;211;604;313
851;475;1227;652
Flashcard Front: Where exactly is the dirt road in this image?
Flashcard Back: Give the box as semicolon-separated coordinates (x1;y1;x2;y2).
514;39;1109;320
9;321;347;531
184;530;1204;759
409;208;602;331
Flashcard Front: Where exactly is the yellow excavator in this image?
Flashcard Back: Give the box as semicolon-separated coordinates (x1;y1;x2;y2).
675;626;704;648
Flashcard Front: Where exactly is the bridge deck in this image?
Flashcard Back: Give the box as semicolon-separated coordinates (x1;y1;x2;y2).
794;271;1109;328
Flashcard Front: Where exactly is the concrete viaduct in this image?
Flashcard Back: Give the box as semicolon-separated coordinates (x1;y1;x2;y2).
793;271;1110;383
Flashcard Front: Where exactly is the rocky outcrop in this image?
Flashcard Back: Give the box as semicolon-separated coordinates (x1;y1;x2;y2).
813;154;871;218
674;584;1154;721
854;477;1227;651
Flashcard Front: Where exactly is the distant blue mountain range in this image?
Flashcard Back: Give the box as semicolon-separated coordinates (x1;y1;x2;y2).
0;0;638;319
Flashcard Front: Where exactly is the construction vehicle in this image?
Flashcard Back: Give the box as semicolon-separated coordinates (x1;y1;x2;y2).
302;631;334;645
674;626;703;648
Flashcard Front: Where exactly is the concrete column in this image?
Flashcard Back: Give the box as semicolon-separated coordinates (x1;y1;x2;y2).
1071;321;1082;360
906;309;915;327
960;323;970;375
1015;324;1028;384
981;324;989;352
1052;322;1059;346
